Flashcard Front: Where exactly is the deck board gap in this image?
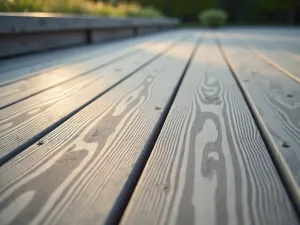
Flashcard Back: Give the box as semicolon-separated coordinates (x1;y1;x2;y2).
0;35;187;167
216;35;300;218
0;35;187;110
250;49;300;84
104;34;204;225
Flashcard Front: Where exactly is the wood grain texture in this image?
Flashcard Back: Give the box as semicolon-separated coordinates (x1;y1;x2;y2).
0;31;187;162
218;32;300;210
0;32;200;225
0;31;179;108
121;34;299;225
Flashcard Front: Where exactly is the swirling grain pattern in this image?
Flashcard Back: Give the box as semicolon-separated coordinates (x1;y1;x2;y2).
0;31;179;108
0;33;200;225
0;31;187;161
121;35;299;225
219;33;300;207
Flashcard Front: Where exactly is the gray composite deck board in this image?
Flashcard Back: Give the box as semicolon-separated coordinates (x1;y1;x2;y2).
121;34;299;225
229;31;300;83
0;31;181;109
0;38;136;77
0;28;299;225
0;33;200;225
223;28;300;52
218;32;300;210
0;32;173;85
0;46;102;76
0;31;187;164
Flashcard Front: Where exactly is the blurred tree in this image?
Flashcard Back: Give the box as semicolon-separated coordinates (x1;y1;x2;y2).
0;0;298;24
141;0;299;24
142;0;214;21
262;0;298;24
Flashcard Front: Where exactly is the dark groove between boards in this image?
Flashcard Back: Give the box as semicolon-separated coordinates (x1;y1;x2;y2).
104;33;204;225
0;32;166;87
0;41;156;110
216;36;300;218
0;31;167;62
0;35;188;167
0;42;135;88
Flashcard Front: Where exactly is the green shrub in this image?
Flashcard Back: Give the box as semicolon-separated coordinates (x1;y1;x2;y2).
128;6;164;18
199;9;228;27
0;0;164;18
123;3;140;17
0;0;44;12
0;1;8;12
83;2;140;17
45;0;85;14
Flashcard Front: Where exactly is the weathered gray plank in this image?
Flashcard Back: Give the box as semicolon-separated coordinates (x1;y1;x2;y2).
222;28;300;54
0;33;200;225
284;51;300;61
0;31;187;164
0;32;168;85
218;32;300;211
0;43;103;75
0;31;180;109
230;32;300;83
251;48;300;83
121;34;299;225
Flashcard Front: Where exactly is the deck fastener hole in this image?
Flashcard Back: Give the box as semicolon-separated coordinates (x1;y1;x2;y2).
282;141;290;148
37;140;45;146
163;184;170;192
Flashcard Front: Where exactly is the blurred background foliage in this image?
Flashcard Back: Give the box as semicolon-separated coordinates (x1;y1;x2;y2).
199;9;228;27
0;0;299;24
141;0;299;24
0;0;163;18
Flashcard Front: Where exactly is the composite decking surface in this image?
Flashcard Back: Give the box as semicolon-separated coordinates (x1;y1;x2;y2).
0;28;299;225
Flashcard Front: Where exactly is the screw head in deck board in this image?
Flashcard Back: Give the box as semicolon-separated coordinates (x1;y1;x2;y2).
282;142;291;148
37;140;45;146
